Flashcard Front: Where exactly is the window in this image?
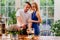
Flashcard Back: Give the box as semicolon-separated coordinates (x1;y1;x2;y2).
40;0;54;26
20;0;27;8
40;0;54;36
0;0;16;25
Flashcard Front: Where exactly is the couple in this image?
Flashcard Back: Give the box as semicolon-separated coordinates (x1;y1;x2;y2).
16;2;42;37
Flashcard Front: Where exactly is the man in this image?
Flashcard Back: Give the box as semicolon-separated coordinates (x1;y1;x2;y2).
16;2;31;35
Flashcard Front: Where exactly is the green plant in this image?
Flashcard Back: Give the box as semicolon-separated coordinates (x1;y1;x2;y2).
40;0;46;6
51;20;60;36
8;11;17;25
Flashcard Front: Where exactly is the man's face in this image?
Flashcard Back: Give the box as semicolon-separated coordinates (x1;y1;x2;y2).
24;4;30;12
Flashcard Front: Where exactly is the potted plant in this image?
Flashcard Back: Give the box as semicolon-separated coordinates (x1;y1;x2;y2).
51;20;60;36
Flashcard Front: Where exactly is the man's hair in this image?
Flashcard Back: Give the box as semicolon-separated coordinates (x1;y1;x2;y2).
25;2;31;7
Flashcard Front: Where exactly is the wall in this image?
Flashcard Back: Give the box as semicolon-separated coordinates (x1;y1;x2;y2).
54;0;60;21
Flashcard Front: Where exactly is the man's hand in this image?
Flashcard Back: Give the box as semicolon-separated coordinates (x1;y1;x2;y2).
21;24;26;29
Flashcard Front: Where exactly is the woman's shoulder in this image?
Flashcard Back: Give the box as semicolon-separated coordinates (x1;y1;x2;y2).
36;11;40;16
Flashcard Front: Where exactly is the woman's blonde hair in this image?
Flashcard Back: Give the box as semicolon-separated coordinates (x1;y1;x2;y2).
32;2;39;11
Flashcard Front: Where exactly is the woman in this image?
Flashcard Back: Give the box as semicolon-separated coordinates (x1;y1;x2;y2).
28;2;42;39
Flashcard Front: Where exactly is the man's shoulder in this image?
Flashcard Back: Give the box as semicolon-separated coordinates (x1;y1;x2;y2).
17;9;24;12
16;9;24;16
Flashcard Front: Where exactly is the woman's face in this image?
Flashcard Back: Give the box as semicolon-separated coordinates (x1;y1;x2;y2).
31;4;36;11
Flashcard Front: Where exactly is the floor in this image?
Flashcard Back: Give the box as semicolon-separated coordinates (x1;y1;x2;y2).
0;34;60;40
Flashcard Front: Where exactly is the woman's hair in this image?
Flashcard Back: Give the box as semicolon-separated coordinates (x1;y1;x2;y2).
32;2;39;11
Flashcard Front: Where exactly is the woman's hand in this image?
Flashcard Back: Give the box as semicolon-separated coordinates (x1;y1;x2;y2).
28;19;32;23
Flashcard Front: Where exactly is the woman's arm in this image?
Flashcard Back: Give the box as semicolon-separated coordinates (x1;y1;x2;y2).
36;11;42;23
29;11;42;23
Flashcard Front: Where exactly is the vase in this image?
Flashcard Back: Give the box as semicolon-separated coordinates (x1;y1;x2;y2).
11;34;18;40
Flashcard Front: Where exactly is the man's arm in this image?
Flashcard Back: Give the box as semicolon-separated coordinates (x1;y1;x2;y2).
28;13;32;29
16;9;24;26
16;16;23;25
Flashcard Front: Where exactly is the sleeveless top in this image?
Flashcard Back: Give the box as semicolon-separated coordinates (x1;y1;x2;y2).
31;11;40;35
